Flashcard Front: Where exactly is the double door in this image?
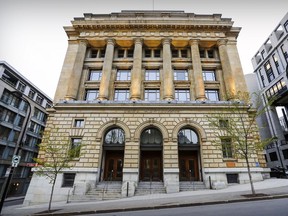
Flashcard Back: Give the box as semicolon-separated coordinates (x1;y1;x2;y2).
140;151;162;181
179;151;199;181
104;151;123;181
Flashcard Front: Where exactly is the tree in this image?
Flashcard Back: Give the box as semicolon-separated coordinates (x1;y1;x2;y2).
207;91;276;195
33;127;81;212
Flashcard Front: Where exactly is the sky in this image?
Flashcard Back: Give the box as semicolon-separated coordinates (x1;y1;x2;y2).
0;0;287;100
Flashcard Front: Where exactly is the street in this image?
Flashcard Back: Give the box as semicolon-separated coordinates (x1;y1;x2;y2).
83;198;288;216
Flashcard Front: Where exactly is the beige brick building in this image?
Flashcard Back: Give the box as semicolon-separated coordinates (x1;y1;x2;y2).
24;10;269;205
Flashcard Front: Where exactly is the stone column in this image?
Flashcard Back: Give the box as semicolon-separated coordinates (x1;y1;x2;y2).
98;38;115;100
163;139;179;193
162;38;174;100
190;40;206;101
130;38;143;101
217;39;236;99
54;40;87;102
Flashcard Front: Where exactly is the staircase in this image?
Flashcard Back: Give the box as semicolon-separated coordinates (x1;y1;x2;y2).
69;181;123;202
179;181;207;192
135;181;166;196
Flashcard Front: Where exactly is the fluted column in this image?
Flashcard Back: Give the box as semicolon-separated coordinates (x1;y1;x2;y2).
98;38;115;100
217;39;236;99
190;40;206;101
130;38;143;101
54;40;87;102
162;38;174;100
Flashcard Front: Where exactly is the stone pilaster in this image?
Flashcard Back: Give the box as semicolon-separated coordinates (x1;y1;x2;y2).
130;38;143;101
217;39;236;99
190;40;206;101
162;38;174;100
98;38;115;100
55;40;87;102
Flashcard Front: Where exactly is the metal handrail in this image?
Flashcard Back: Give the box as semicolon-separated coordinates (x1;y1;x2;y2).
102;170;113;200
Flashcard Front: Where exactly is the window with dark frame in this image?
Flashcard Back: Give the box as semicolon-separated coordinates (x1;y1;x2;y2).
88;70;102;81
174;69;188;81
219;119;229;128
145;69;160;81
62;173;76;187
74;119;84;128
144;89;160;101
203;70;216;81
282;149;288;160
71;138;81;157
221;138;233;158
175;89;190;101
264;61;275;82
104;128;125;145
205;89;219;101
272;54;280;75
28;89;35;99
114;89;130;101
269;152;278;161
85;89;99;101
116;70;131;81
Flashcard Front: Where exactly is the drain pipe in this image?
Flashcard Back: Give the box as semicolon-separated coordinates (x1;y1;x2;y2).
126;182;129;197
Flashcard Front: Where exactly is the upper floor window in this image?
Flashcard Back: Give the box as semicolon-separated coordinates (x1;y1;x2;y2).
116;70;131;81
70;138;82;157
0;108;16;124
90;49;105;58
174;69;188;81
85;89;99;101
1;89;21;108
145;69;160;81
35;95;43;105
141;128;162;145
144;49;161;58
219;119;229;128
199;48;216;58
259;69;266;88
28;89;35;99
272;54;280;75
33;108;46;122
264;61;275;82
117;48;133;58
203;70;216;81
145;89;160;101
17;82;26;93
265;78;287;99
104;128;125;145
280;45;288;63
74;119;84;128
205;89;219;101
261;50;265;59
175;89;190;101
221;138;233;158
172;49;188;58
88;70;102;81
114;89;129;101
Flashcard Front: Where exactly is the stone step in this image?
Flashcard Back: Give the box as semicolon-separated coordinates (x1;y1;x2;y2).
179;181;207;191
135;181;166;196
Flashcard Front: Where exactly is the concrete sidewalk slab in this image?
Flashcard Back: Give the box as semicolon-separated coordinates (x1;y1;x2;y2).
2;178;288;216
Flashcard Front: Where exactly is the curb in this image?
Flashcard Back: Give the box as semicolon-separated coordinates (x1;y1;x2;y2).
32;194;288;216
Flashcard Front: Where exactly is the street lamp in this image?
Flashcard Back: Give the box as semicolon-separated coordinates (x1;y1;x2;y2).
0;90;32;214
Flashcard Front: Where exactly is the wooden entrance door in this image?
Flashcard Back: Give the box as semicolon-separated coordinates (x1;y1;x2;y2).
140;151;162;181
104;151;123;181
179;151;199;181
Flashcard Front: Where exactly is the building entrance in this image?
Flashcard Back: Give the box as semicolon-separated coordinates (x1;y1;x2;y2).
140;151;162;181
104;151;124;181
179;151;199;181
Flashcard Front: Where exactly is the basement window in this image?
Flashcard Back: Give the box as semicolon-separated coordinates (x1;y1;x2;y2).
62;173;76;187
227;174;238;184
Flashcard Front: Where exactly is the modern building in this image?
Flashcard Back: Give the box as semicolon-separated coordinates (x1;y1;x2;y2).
250;12;288;170
0;61;52;197
24;10;268;205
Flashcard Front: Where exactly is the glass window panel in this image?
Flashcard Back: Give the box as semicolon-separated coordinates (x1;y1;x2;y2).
154;49;161;57
116;70;131;81
89;70;102;81
85;89;99;101
205;90;219;101
178;128;199;144
174;70;188;81
145;70;160;81
203;70;216;81
145;89;160;101
114;89;129;101
104;128;125;144
141;128;162;145
175;89;190;101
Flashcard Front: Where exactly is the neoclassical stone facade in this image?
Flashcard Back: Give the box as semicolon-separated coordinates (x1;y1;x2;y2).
24;11;269;205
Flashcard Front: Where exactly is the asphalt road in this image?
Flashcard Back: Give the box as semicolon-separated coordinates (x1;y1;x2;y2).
83;198;288;216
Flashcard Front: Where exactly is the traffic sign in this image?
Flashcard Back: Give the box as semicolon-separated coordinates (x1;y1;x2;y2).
11;155;21;167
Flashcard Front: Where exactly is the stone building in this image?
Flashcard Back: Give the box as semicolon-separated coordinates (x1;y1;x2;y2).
24;10;268;205
250;12;288;170
0;61;52;197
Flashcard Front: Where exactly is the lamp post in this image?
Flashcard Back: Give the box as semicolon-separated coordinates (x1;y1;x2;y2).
275;140;287;178
0;90;32;214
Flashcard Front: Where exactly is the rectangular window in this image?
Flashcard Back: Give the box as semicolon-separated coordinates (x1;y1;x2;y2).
272;54;280;75
0;126;11;141
219;119;229;128
145;89;160;101
221;138;233;158
36;95;43;105
205;90;219;101
88;70;102;81
145;70;160;81
116;70;131;81
117;49;125;58
114;89;130;101
203;70;216;81
1;89;21;108
28;89;35;99
261;50;265;59
74;119;84;128
264;61;275;82
207;50;214;58
99;49;105;58
154;49;161;58
17;82;26;92
1;109;16;124
172;50;179;58
85;89;99;101
281;45;288;63
180;49;188;58
269;152;278;161
199;49;205;58
282;149;288;159
145;49;152;58
90;50;98;58
71;138;81;157
62;173;76;187
127;49;134;58
175;89;190;101
33;108;46;122
259;69;266;87
226;174;238;184
174;70;188;81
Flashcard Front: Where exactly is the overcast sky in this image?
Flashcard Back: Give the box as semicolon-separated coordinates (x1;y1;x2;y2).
0;0;287;99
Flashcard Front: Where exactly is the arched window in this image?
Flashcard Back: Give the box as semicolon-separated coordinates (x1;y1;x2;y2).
141;128;162;145
104;128;125;145
178;128;199;145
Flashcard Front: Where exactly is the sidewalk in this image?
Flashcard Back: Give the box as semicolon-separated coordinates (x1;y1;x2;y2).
2;178;288;216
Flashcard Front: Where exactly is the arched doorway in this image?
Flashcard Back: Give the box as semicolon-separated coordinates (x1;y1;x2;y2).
140;128;163;181
102;128;125;181
178;128;201;181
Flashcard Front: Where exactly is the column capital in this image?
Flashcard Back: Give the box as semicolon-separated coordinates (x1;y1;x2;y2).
162;38;171;45
189;39;200;46
134;38;143;45
106;38;116;46
78;39;88;46
217;39;227;46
